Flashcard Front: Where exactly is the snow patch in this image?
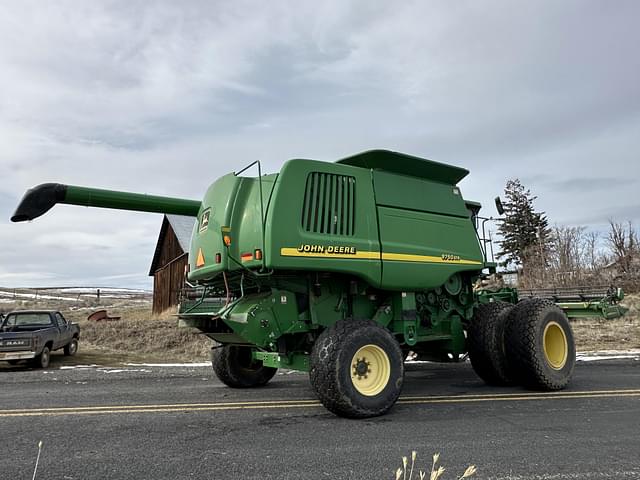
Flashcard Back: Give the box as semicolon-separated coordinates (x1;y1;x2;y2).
125;362;210;368
59;365;100;370
577;350;640;362
98;368;152;374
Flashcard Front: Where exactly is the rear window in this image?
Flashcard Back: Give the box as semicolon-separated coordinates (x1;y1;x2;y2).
4;313;52;327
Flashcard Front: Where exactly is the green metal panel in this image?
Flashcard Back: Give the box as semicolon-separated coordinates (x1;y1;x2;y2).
187;173;277;282
376;205;484;290
253;351;310;371
220;290;309;348
373;170;470;218
265;159;382;287
336;149;469;185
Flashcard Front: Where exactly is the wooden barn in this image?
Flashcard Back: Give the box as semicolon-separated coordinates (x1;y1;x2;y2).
149;214;195;314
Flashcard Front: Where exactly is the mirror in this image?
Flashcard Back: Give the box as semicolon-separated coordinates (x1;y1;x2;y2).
494;196;505;216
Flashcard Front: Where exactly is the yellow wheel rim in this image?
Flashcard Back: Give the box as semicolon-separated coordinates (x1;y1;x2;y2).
350;344;391;396
543;321;568;370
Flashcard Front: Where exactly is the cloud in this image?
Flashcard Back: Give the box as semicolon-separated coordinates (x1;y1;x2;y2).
0;0;639;287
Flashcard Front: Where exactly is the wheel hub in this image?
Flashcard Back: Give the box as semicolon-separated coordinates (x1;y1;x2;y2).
543;321;568;370
350;344;391;397
353;358;371;377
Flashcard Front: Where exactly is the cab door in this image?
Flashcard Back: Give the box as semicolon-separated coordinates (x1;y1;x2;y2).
54;313;73;349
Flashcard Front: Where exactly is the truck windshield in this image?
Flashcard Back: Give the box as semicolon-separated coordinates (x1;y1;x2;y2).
3;313;52;327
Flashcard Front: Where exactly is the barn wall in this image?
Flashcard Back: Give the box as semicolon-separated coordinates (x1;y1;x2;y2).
156;225;184;269
153;254;188;314
152;223;188;314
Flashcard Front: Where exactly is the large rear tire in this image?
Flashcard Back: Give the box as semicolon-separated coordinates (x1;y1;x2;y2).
211;345;277;388
505;298;576;390
467;301;514;385
309;319;404;418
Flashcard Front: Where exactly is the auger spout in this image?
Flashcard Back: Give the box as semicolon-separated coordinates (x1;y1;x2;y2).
11;183;201;222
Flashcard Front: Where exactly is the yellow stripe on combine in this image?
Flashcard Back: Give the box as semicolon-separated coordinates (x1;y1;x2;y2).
280;248;482;265
382;252;482;265
279;248;379;260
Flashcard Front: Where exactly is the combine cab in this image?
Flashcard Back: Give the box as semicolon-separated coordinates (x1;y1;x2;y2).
12;149;626;418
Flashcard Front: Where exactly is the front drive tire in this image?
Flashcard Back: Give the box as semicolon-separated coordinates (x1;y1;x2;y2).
505;298;576;390
211;345;277;388
32;346;51;369
309;319;404;418
64;338;79;356
467;301;514;386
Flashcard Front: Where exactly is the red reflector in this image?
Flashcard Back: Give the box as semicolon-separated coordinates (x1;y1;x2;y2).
241;253;253;262
215;253;221;264
255;249;263;260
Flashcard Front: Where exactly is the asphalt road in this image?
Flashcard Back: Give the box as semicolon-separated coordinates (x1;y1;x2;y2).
1;355;639;480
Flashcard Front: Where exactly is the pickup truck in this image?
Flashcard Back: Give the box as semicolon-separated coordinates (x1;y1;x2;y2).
0;310;80;368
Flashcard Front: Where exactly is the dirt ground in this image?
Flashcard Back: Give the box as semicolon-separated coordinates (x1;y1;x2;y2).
1;293;638;365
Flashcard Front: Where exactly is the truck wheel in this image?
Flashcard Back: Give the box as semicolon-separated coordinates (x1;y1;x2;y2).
309;319;404;418
505;298;576;390
32;346;51;369
211;345;277;388
64;338;79;356
467;301;514;385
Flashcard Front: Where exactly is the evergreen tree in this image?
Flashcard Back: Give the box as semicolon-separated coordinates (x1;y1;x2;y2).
496;179;551;272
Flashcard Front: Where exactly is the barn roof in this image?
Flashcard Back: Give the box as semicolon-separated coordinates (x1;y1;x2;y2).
148;214;196;275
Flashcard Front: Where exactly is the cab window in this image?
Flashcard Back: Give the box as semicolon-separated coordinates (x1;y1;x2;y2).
4;313;52;326
55;313;68;327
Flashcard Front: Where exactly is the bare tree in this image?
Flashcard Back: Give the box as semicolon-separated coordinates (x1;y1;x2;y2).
548;226;586;286
607;220;638;274
584;231;602;272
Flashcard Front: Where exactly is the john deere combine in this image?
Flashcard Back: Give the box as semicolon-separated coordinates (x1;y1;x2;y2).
11;150;624;418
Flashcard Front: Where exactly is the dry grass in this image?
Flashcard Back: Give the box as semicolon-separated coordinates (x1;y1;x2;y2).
1;296;212;363
77;307;212;362
572;293;640;352
393;452;476;480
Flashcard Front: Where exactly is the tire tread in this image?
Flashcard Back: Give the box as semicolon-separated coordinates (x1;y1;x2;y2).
309;319;403;418
505;298;575;390
467;302;513;385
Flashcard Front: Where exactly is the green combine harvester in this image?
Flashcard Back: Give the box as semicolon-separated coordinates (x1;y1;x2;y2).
11;150;626;418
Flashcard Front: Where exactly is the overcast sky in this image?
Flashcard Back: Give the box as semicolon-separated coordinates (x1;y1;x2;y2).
1;1;638;289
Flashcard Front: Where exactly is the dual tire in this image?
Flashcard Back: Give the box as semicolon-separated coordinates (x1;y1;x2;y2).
468;298;575;390
505;298;575;390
